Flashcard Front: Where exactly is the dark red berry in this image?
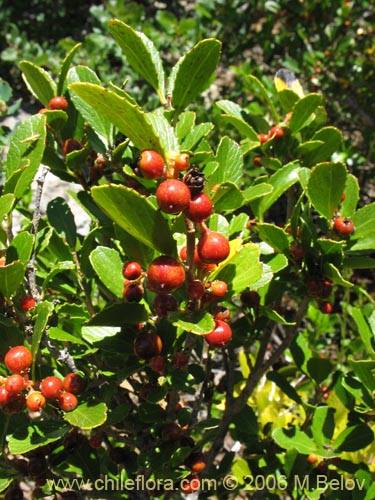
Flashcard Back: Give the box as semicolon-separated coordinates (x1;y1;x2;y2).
161;422;182;441
2;393;26;415
26;392;46;412
183;193;213;223
187;280;205;300
20;295;36;311
58;392;78;412
138;150;165;179
147;255;185;293
150;355;166;373
40;376;63;399
5;374;24;394
319;302;333;314
290;243;305;260
185;451;207;472
134;331;163;360
205;320;232;347
240;290;260;308
153;293;178;316
197;229;230;264
62;139;83;156
156;179;191;214
333;217;355;237
122;261;142;280
123;283;144;302
5;346;32;373
49;96;68;111
63;373;86;395
172;352;189;369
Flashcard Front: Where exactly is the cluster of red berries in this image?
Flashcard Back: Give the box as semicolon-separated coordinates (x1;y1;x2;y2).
305;277;334;314
257;125;284;144
123;261;144;302
0;345;85;414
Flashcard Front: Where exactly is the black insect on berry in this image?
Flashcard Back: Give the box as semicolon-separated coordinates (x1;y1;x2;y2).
183;168;206;196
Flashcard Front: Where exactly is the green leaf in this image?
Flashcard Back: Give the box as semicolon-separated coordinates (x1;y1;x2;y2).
245;74;279;122
86;303;148;327
181;122;214;150
7;231;34;265
207;137;243;189
91;184;176;255
273;427;318;455
257;223;290;253
277;89;299;113
210;243;263;295
0;261;25;298
334;424;374;452
306;357;332;384
175;111;196;142
169;310;215;335
169;39;221;110
69;82;164;153
348;359;375;392
31;301;54;365
57;42;82;95
63;401;108;430
302;126;343;165
5;114;47;198
350;307;375;353
19;60;56;106
341;174;359;218
8;420;69;455
0;193;15;221
109;19;165;103
81;326;120;343
48;326;88;346
243;183;273;203
288;93;323;132
147;110;178;153
46;197;77;249
311;406;335;447
251;161;301;218
89;246;124;298
210;182;244;212
341;374;374;408
115;226;154;269
267;371;302;404
350;202;375;251
68;66;112;146
307;162;347;220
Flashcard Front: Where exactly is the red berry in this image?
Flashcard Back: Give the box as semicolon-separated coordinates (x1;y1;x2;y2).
26;391;46;412
269;126;284;139
20;295;36;311
153;293;178;316
5;346;32;373
147;255;186;293
2;393;25;415
197;229;230;264
138;150;165;179
340;192;346;202
49;96;68;111
184;193;213;223
186;452;207;472
156;179;191;214
333;216;355;237
62;138;83;156
179;246;204;267
290;243;305;260
134;331;163;360
174;153;190;173
88;434;103;449
308;453;318;464
5;374;24;394
172;352;189;369
58;392;78;412
211;280;228;297
319;302;333;314
187;280;205;300
40;376;63;399
258;133;270;144
205;320;232;347
122;261;142;280
214;307;231;322
253;156;262;166
123;283;144;302
180;474;200;494
63;373;86;395
0;386;10;404
150;355;166;373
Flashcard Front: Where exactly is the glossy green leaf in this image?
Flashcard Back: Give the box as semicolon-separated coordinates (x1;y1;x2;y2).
273;427;317;455
48;326;88;346
307;357;332;384
311;406;335;447
19;60;56;106
221;115;260;140
175;111;196;142
323;263;352;287
243;183;273;202
115;226;154;269
334;424;374;452
245;74;279;122
257;223;290;253
251;161;301;218
109;19;165;103
5;114;47;198
210;182;244;212
341;174;359;218
207;137;243;189
46;197;77;249
277;89;299;113
181;122;214;150
8;231;34;265
169;310;215;335
307;162;347;220
57;42;82;95
169;39;221;110
267;371;302;404
69;82;164;153
341;373;374;408
147;110;178;153
289;93;323;132
210;243;263;295
302;126;343;165
348;359;375;392
0;261;24;297
89;246;124;298
0;193;15;221
91;184;176;255
86;303;148;327
350;202;375;251
63;401;108;429
31;301;54;366
68;66;113;146
81;326;120;343
350;307;375;353
8;420;69;455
